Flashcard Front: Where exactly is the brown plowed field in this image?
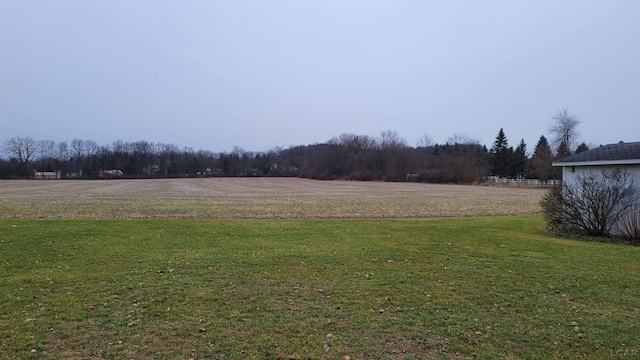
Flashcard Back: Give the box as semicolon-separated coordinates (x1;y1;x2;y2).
0;178;547;219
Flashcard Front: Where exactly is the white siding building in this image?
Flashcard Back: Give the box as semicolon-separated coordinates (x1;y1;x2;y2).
553;142;640;186
553;141;640;235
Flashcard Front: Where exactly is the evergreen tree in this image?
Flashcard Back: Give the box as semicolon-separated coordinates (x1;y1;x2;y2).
556;140;572;160
575;142;589;154
552;140;573;179
490;128;512;177
510;139;528;178
528;135;554;182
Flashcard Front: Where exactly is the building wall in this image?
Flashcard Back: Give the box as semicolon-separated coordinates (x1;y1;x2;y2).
561;164;640;188
33;170;62;180
561;164;640;235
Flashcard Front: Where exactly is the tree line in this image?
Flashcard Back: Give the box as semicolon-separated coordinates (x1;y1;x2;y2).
1;109;588;183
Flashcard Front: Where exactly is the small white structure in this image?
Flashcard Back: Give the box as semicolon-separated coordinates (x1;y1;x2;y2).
553;142;640;186
553;141;640;235
99;169;124;178
34;170;61;180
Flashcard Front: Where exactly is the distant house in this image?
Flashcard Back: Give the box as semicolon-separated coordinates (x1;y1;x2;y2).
553;141;640;235
99;169;124;178
33;170;61;180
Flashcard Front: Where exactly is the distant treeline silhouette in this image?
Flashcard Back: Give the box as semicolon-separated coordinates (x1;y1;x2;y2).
1;130;575;183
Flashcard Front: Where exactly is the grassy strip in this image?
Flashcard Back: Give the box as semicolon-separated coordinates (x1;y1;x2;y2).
1;216;638;359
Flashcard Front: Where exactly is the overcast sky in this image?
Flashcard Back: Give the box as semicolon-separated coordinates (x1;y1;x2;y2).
1;0;638;154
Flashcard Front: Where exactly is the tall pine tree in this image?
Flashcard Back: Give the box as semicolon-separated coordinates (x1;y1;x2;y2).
528;135;554;182
510;139;528;178
490;128;513;177
555;140;572;160
575;142;590;154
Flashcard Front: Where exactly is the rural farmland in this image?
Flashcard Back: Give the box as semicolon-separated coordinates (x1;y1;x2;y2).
1;179;638;359
0;178;546;219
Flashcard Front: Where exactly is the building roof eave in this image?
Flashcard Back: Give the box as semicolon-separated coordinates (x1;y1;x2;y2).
552;159;640;167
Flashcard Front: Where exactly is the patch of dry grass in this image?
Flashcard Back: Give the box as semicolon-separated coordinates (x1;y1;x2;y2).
0;178;547;219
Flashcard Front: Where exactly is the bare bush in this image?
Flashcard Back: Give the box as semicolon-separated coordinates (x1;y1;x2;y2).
540;184;564;231
543;169;636;237
617;201;640;240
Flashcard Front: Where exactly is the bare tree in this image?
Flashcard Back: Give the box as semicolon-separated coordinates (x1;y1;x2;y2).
70;138;86;161
56;141;69;161
416;133;434;148
332;133;377;150
37;140;56;161
379;130;407;149
4;136;38;164
3;137;38;177
447;132;480;145
542;169;637;236
377;130;411;181
549;108;581;151
85;140;100;156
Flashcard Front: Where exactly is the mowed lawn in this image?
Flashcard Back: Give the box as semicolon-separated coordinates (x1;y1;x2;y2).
0;179;638;359
1;215;639;359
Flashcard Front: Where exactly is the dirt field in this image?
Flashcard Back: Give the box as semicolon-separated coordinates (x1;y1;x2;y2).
0;178;548;219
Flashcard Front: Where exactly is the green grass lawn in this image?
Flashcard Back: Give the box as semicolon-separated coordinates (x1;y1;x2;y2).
1;215;638;359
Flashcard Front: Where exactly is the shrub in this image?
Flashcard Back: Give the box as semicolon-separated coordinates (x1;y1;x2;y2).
541;169;636;237
540;184;564;232
617;201;640;241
